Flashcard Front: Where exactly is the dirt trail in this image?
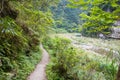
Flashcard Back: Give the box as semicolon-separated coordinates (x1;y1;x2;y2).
27;44;49;80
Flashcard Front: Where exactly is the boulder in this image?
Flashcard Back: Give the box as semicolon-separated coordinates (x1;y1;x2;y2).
114;20;120;26
108;27;120;39
98;33;106;39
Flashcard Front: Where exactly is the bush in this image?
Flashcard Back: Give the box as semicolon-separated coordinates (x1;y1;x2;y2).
43;37;118;80
0;49;42;80
43;37;80;79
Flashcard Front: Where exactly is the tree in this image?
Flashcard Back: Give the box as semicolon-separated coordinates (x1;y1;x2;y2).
0;0;59;79
69;0;120;79
51;0;82;33
69;0;120;36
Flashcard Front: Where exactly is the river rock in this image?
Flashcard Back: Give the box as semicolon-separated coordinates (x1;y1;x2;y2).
108;27;120;39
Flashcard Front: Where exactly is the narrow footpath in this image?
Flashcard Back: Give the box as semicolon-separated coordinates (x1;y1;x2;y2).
27;44;49;80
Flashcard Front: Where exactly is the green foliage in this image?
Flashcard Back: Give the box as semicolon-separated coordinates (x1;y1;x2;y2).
12;50;41;80
43;37;80;79
43;37;118;80
14;1;54;39
69;0;120;36
0;0;56;79
0;16;42;80
53;28;68;33
0;17;27;58
0;50;42;80
51;0;82;33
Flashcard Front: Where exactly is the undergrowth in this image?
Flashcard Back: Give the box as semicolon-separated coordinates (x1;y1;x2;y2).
0;47;42;80
43;36;118;80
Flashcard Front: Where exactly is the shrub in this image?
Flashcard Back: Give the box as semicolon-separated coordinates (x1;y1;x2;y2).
43;37;80;79
43;37;118;80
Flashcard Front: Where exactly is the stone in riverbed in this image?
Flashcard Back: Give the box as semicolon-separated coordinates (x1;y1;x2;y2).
108;27;120;39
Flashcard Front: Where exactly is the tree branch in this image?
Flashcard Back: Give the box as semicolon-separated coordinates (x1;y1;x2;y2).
0;0;4;13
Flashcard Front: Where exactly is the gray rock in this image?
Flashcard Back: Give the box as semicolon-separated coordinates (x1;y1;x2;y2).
108;27;120;39
114;20;120;26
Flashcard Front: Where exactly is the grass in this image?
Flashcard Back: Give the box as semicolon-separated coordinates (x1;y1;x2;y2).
54;33;120;56
43;36;119;80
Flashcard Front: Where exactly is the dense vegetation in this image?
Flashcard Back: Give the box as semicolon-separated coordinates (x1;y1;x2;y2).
51;0;82;33
0;0;120;80
43;37;118;80
0;0;57;79
69;0;120;37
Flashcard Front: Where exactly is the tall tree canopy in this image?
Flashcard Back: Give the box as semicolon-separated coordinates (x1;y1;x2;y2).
51;0;82;32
